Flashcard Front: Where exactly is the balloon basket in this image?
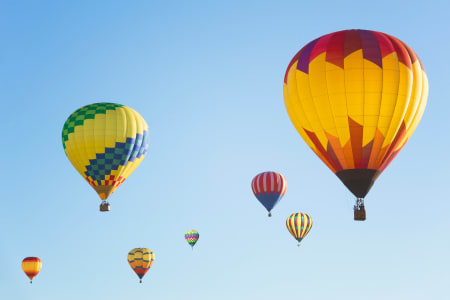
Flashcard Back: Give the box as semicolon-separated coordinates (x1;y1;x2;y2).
100;202;110;212
354;206;366;221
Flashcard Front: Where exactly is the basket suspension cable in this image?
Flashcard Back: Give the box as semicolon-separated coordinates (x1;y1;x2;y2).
354;197;364;210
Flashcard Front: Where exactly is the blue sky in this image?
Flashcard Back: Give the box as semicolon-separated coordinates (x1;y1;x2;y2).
1;0;449;299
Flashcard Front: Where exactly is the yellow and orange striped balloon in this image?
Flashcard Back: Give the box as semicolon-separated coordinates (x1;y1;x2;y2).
284;30;428;201
127;248;154;283
286;213;313;246
22;257;42;283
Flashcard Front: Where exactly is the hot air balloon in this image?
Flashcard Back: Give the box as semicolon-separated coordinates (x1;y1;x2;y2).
286;213;313;246
128;248;154;283
185;230;199;249
22;257;41;283
251;171;287;217
283;29;428;220
62;103;149;211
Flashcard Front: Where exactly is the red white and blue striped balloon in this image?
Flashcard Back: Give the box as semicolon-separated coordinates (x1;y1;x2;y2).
251;171;287;216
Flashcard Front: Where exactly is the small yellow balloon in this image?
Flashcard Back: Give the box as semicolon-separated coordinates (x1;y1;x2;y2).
127;248;154;283
286;213;313;246
22;257;42;283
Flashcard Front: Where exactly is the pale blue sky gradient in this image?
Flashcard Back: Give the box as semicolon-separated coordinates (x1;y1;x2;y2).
1;1;449;299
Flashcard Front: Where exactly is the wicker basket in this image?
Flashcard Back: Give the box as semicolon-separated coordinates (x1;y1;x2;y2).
100;202;110;212
354;207;366;221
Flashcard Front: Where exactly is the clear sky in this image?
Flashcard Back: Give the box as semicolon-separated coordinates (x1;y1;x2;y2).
1;0;449;299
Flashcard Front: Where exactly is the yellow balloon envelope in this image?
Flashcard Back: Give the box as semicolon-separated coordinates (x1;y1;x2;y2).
286;213;313;246
128;248;154;283
22;257;42;283
283;30;428;219
62;103;149;211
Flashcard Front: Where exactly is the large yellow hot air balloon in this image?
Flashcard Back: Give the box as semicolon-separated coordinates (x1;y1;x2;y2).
62;103;149;211
283;30;428;220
